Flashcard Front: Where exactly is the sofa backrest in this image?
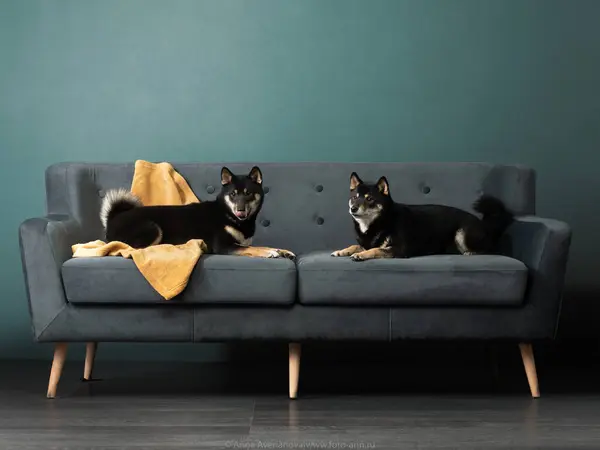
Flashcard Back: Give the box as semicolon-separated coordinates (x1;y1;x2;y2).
45;162;535;253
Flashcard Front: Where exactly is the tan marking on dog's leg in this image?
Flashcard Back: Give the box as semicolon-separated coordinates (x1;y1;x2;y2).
331;244;364;257
230;246;295;259
350;247;393;261
230;246;271;257
224;225;247;244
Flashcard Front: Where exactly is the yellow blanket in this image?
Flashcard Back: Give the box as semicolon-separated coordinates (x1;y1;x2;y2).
72;160;205;300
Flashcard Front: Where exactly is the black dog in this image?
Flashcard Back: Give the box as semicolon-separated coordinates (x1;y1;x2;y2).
101;166;295;259
332;172;513;261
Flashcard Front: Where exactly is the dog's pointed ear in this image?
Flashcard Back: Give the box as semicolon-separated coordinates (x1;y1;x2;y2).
248;166;263;185
350;172;362;190
221;167;234;185
376;176;389;195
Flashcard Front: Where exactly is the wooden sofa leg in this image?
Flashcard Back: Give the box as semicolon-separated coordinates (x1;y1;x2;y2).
47;343;68;399
519;343;540;398
289;343;301;400
83;342;98;381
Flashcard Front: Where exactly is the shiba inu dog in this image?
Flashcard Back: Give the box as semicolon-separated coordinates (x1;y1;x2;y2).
332;172;513;261
101;166;295;259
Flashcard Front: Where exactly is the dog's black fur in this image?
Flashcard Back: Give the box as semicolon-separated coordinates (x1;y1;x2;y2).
100;167;294;259
332;172;514;261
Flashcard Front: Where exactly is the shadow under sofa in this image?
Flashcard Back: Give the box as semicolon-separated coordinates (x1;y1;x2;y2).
19;162;571;399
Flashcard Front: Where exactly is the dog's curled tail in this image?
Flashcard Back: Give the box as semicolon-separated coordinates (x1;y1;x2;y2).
473;194;514;241
100;189;142;229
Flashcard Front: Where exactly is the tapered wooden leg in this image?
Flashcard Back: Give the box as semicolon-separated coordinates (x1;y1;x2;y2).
519;343;540;398
83;342;98;381
289;343;301;400
47;343;68;399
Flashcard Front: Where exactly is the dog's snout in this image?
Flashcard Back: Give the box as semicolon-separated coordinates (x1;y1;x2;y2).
350;206;359;214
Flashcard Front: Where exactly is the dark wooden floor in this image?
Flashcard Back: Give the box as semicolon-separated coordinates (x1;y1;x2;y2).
2;343;600;449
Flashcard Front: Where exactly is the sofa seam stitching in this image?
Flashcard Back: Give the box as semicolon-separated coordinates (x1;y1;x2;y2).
553;231;572;339
297;269;524;273
37;305;67;341
540;228;558;339
36;219;69;339
68;300;296;306
64;267;296;273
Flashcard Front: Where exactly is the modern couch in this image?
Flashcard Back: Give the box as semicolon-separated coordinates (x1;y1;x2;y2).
19;162;571;399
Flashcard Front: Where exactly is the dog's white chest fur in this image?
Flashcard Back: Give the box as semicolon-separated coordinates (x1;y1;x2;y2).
353;216;376;234
224;225;252;246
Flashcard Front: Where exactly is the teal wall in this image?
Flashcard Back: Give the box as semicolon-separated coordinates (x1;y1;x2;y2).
1;0;599;361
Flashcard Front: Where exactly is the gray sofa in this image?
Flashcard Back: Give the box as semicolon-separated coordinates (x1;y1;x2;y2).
19;162;571;399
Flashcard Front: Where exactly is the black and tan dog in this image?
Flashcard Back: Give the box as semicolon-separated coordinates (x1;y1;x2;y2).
100;166;295;259
332;172;513;261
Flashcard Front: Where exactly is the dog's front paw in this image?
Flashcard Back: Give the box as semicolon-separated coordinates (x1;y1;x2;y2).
350;253;365;262
331;250;342;257
277;249;296;260
266;249;282;258
266;249;296;259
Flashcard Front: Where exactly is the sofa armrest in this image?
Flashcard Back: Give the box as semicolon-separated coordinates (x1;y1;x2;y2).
19;215;82;340
502;216;572;337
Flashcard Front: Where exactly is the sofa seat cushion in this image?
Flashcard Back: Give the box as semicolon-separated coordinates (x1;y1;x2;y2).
62;255;296;305
297;251;528;306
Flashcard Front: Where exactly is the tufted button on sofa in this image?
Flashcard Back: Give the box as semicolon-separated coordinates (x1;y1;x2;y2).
19;162;571;400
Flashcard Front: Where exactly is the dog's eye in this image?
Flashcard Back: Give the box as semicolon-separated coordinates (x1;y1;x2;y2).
230;191;237;198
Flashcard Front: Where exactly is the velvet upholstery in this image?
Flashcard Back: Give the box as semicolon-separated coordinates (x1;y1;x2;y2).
297;252;528;306
62;255;297;305
19;216;82;340
19;163;571;343
390;216;572;339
